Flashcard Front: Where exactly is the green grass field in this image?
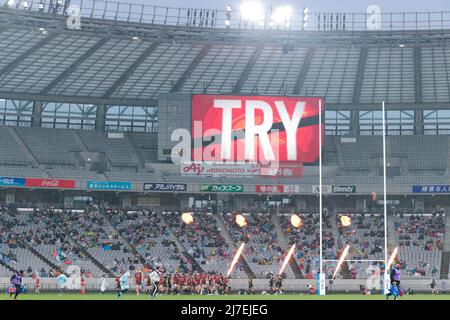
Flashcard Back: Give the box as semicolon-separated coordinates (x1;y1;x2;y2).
3;293;450;300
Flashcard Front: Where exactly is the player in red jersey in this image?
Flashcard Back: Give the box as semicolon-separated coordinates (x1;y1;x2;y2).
194;272;201;294
186;273;192;294
34;273;40;294
200;273;207;295
223;275;230;295
135;270;142;295
115;276;121;296
214;273;221;293
208;273;215;294
179;273;186;294
173;272;180;295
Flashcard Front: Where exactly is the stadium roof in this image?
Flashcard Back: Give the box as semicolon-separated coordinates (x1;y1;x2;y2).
2;3;450;109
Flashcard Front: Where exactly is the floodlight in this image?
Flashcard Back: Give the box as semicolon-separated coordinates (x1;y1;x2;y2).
302;6;309;30
6;0;16;7
240;1;264;23
271;5;292;26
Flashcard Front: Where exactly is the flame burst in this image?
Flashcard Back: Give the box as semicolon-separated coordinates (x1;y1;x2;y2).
235;214;247;227
387;246;399;269
181;212;194;225
290;214;302;228
340;215;352;227
227;243;245;277
332;244;350;280
279;244;296;275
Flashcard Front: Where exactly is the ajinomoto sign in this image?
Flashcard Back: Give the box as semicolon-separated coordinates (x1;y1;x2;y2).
191;95;324;163
181;161;302;177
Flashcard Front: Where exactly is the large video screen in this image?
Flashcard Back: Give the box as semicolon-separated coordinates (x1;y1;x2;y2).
191;94;324;163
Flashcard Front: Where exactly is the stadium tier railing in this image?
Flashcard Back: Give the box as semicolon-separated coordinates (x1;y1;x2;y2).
4;0;450;32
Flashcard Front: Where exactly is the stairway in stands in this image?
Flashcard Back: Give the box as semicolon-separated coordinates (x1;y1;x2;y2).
57;212;113;277
158;213;205;273
26;245;60;271
80;248;114;277
213;213;255;278
8;127;40;167
271;213;302;278
0;259;17;274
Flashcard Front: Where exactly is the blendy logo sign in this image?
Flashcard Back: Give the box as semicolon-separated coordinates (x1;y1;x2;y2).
190;95;323;163
332;185;356;193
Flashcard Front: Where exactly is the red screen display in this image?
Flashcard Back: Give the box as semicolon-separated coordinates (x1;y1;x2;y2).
191;94;324;163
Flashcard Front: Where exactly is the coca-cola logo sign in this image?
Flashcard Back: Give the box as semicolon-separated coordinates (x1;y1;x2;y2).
25;178;76;189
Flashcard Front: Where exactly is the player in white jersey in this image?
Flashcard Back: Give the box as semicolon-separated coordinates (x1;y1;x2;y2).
149;267;161;299
57;273;68;296
100;275;108;294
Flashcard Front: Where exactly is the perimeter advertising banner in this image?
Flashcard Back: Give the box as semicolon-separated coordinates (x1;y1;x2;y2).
144;183;187;192
87;181;132;191
191;95;324;163
332;185;356;193
181;161;302;177
256;185;300;193
312;185;356;194
200;184;244;193
412;185;450;193
25;178;75;189
0;177;25;187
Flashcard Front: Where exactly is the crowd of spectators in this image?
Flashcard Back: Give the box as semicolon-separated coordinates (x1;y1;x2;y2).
223;213;285;266
107;209;192;274
395;214;445;250
1;205;449;280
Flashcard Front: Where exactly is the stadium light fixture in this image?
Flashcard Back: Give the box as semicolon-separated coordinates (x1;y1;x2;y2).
225;4;232;27
270;5;292;28
240;0;265;24
6;0;16;7
302;6;309;30
38;0;44;11
21;0;29;9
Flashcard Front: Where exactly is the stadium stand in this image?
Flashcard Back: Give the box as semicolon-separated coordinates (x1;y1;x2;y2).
2;2;450;295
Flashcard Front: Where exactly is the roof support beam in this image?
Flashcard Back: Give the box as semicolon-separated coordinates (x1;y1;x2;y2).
232;46;263;94
102;41;161;98
170;45;211;92
40;37;109;95
352;46;368;105
0;91;158;107
413;45;422;104
292;47;316;95
0;32;59;78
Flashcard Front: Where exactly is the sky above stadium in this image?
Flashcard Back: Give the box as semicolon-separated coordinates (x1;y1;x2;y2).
143;0;450;12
